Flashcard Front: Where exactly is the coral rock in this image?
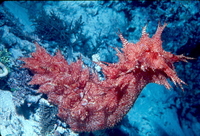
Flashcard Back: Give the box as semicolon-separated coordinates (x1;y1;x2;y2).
20;23;191;132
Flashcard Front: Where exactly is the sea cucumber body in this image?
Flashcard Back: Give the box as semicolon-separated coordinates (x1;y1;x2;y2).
21;24;190;132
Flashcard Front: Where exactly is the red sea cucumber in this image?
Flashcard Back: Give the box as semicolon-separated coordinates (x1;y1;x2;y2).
20;23;191;132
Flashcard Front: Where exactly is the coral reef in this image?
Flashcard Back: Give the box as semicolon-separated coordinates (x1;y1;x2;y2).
0;62;8;77
20;23;191;132
32;10;92;58
7;67;41;108
39;100;58;135
0;6;32;42
0;46;12;78
0;47;11;67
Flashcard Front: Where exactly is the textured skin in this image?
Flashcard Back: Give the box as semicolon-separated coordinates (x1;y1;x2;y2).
20;23;191;132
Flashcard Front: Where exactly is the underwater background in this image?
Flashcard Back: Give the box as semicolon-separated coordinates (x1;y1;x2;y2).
0;1;199;136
